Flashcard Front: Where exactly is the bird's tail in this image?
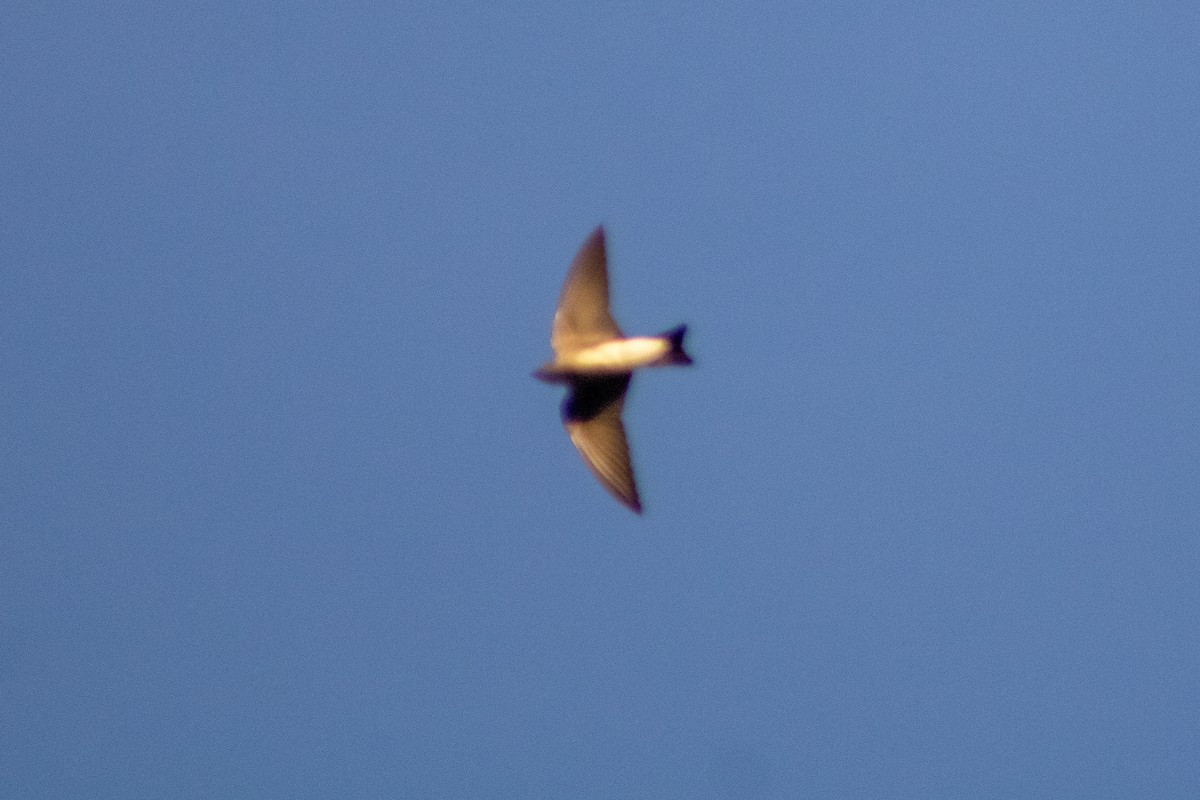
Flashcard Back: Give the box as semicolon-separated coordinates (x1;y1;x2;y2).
657;324;693;366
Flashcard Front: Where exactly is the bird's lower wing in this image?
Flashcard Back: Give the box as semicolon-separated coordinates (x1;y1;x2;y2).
563;376;641;513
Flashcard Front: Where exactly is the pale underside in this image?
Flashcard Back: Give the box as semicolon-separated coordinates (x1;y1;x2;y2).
554;337;671;373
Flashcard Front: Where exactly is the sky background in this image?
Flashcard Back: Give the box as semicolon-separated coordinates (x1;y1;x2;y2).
4;2;1199;797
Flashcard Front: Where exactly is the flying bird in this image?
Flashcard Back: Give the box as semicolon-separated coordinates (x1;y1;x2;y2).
534;226;692;513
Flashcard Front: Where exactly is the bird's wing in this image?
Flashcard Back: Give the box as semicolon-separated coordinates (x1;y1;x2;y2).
563;375;641;513
551;226;623;356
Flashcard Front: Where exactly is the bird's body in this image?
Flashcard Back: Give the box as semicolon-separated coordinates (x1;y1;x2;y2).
534;328;689;382
539;336;674;375
535;226;691;513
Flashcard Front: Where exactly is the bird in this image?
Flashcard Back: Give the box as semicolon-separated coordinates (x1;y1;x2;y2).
534;226;692;513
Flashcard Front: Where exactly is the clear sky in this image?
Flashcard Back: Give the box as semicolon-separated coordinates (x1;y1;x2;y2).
4;2;1199;797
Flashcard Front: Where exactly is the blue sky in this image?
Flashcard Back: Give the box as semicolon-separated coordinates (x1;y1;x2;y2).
4;2;1199;797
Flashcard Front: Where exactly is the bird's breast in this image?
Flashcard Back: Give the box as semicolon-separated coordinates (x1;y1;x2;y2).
564;337;671;372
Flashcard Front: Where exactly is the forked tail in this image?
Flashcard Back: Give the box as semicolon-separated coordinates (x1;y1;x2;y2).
659;324;693;366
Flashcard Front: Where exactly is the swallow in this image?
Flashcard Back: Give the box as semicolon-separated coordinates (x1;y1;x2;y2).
535;226;692;513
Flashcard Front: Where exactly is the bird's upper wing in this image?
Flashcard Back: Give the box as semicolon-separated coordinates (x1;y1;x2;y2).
551;226;623;355
563;375;641;513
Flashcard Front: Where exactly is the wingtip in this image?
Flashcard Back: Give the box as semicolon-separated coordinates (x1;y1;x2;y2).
605;484;644;515
624;482;643;515
618;497;643;515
